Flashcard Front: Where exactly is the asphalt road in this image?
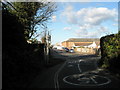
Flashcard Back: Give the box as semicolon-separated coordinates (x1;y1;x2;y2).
28;49;120;89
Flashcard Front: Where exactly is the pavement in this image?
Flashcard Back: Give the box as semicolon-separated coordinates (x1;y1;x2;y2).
28;49;66;89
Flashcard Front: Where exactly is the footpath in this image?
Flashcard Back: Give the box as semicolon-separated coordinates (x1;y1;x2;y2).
27;49;66;88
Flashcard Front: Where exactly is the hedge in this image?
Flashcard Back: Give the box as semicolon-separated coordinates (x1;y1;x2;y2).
100;31;120;73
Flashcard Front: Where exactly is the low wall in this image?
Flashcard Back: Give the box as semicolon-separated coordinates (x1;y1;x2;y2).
75;47;97;54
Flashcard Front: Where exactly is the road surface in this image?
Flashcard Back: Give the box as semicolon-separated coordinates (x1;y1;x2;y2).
28;49;120;89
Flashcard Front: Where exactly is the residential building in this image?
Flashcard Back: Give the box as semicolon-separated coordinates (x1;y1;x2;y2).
61;38;100;49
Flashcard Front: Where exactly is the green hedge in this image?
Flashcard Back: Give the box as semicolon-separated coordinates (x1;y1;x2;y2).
100;31;120;71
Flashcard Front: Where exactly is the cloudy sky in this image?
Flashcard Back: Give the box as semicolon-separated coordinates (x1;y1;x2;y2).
38;1;118;44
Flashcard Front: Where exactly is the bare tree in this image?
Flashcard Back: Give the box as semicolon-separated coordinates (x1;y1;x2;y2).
6;0;56;40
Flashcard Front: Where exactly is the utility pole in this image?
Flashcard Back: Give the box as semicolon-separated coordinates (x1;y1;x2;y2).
41;24;52;66
47;31;51;48
43;26;51;66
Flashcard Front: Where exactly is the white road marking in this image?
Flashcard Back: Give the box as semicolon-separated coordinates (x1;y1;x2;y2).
67;65;74;67
96;76;111;86
78;64;82;73
90;77;98;84
55;58;111;88
79;59;85;63
63;74;111;86
54;60;67;90
54;59;83;89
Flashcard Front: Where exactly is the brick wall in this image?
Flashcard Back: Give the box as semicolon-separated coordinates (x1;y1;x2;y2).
62;41;93;49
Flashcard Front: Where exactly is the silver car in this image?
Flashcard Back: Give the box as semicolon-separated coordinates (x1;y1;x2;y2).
69;49;74;53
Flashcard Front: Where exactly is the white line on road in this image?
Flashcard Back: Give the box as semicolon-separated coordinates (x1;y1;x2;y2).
54;60;67;90
79;59;85;63
77;59;83;73
63;74;111;86
78;64;82;73
90;77;98;84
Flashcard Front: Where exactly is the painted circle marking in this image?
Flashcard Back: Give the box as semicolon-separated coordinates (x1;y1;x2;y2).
63;73;111;86
67;65;74;67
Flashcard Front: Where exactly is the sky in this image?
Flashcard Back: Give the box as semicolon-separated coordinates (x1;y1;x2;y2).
45;2;118;45
4;0;119;45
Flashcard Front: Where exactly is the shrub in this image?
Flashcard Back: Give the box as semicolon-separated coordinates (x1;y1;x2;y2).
100;31;120;73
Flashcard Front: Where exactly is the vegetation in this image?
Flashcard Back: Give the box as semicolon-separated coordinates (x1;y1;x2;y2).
100;31;120;74
6;1;56;41
2;1;56;89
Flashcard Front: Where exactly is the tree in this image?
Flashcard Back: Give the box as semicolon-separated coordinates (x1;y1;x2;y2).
7;1;56;41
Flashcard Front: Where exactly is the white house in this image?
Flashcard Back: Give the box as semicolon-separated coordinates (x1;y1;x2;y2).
87;42;97;48
73;41;100;48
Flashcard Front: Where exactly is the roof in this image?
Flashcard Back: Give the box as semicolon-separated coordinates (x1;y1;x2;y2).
95;41;100;46
74;43;93;46
66;38;100;42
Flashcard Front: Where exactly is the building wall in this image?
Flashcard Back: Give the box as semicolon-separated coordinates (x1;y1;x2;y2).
62;41;93;49
75;47;96;54
68;42;74;49
62;41;74;49
62;41;67;47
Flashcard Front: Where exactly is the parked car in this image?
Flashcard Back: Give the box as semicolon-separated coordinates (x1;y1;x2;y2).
64;48;69;52
62;47;69;52
69;49;74;53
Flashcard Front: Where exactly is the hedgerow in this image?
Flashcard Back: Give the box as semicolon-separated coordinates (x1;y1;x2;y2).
100;31;120;74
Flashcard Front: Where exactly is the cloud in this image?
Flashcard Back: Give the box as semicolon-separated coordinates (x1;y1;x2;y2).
113;23;118;26
62;5;77;24
62;6;117;26
52;15;57;22
75;26;109;37
82;8;116;25
62;5;117;38
63;27;72;30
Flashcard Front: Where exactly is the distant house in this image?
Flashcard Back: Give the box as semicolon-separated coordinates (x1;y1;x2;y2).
62;38;100;49
74;41;99;48
61;38;100;54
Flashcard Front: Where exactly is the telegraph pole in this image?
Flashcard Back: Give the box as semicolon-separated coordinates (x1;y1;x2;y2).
42;24;52;66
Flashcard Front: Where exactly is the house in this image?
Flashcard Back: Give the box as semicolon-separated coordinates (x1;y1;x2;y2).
62;38;100;49
61;38;100;54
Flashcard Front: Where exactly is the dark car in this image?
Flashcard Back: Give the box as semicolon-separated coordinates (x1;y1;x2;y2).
64;48;69;52
62;47;69;52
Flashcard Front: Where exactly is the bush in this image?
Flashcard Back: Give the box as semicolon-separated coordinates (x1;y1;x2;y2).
100;31;120;74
